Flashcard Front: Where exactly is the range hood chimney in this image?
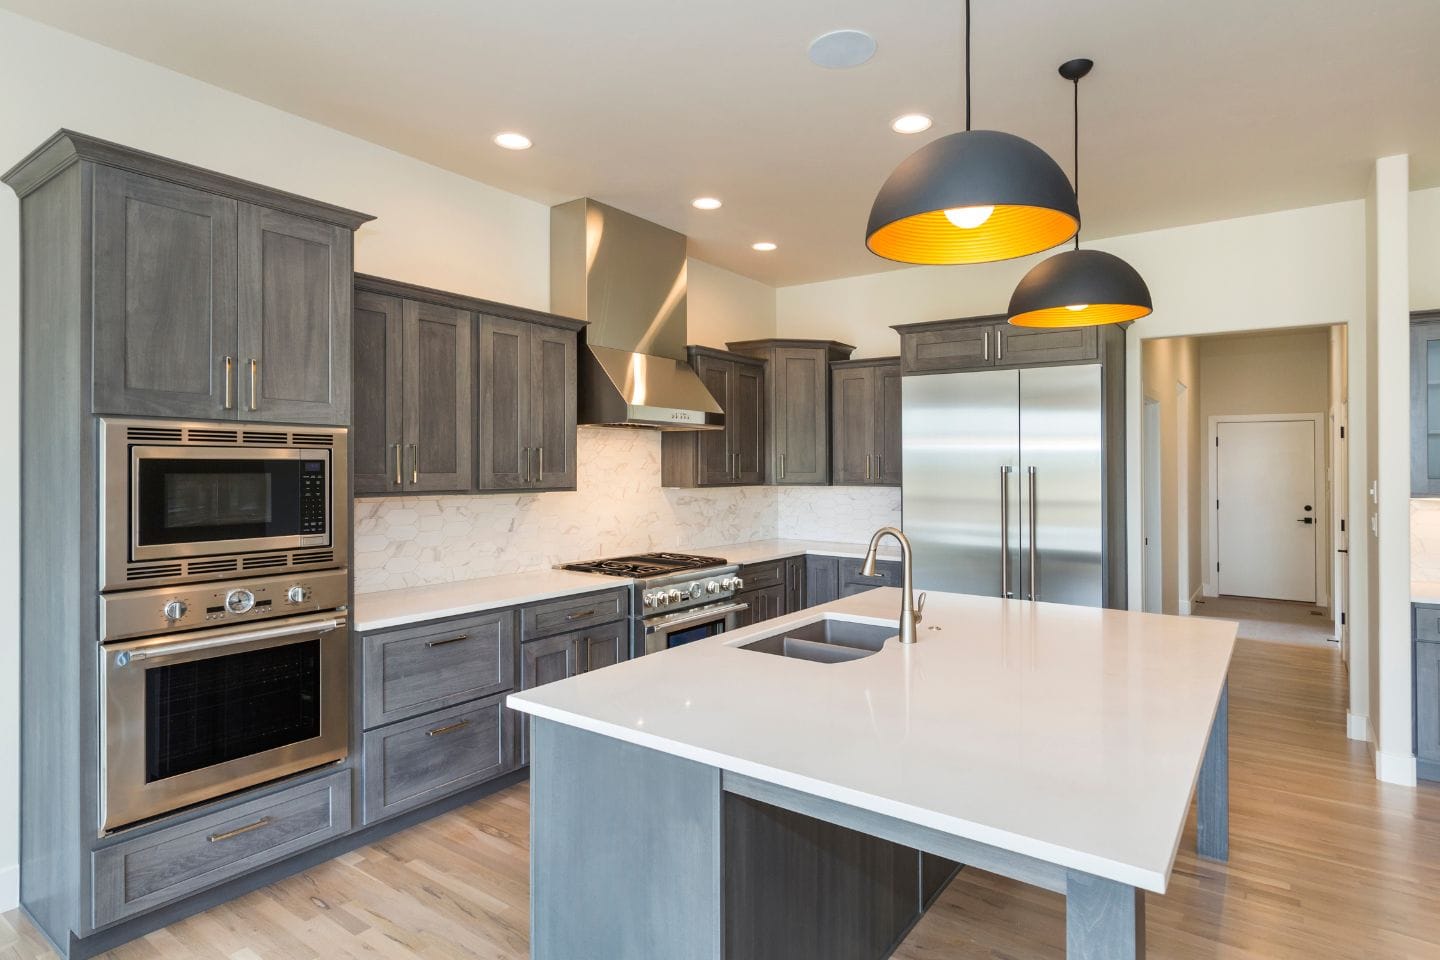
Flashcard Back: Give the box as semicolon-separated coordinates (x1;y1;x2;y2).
550;198;723;430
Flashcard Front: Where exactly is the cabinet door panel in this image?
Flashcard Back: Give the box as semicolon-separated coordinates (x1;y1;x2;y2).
574;621;630;674
694;355;734;485
875;362;903;485
479;315;532;489
92;167;238;418
732;362;766;485
238;205;351;424
1411;321;1440;496
521;633;577;691
805;556;840;607
785;557;806;612
532;326;578;489
1418;641;1440;764
901;324;993;374
403;300;473;491
831;366;876;485
994;325;1096;367
353;292;402;494
773;348;828;484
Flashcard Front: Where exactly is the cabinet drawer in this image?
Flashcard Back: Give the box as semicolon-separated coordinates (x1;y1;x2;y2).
362;695;514;824
362;610;514;728
838;557;902;596
1416;605;1440;643
740;560;786;591
521;589;628;640
92;769;351;928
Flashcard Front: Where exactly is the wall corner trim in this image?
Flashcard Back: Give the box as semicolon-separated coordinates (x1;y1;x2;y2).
1345;711;1369;743
1375;749;1418;786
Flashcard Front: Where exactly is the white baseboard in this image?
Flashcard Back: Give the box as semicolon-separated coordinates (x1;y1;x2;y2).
1376;750;1418;786
0;862;17;912
1346;712;1369;743
1179;586;1203;616
1202;581;1218;599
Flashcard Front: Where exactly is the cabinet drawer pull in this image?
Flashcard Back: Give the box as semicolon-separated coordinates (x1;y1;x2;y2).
983;331;990;361
409;443;418;485
393;443;402;486
248;358;258;410
779;453;786;480
565;609;597;621
425;634;469;648
427;719;470;737
995;331;1003;361
877;455;884;479
208;816;272;843
866;455;872;481
538;445;544;480
223;356;235;410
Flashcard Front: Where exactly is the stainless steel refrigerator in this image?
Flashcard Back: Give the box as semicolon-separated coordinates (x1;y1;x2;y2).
902;364;1107;606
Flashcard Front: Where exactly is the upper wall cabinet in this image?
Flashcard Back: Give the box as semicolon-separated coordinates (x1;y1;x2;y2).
477;314;580;492
896;316;1096;376
727;339;855;485
1412;311;1440;496
662;347;766;487
4;133;376;425
831;358;902;486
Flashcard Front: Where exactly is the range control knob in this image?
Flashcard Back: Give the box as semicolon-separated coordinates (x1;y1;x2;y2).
687;582;704;600
721;576;744;591
705;580;721;594
162;599;188;622
644;592;660;608
225;588;256;614
666;589;684;604
286;585;311;604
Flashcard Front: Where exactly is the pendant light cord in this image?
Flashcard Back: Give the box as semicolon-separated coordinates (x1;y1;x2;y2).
964;0;972;131
1072;71;1080;249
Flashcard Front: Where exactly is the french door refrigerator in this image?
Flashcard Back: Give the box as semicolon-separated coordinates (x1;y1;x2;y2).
902;364;1106;607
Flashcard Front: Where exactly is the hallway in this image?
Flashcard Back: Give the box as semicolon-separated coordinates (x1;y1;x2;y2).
1192;594;1337;648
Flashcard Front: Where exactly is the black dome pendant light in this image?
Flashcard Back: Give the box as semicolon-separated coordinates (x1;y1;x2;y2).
1008;59;1152;328
865;0;1080;265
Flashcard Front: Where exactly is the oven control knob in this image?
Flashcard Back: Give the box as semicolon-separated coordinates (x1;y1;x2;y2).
644;592;659;608
666;589;684;604
705;580;720;594
225;588;256;614
687;582;704;600
722;576;744;591
162;599;188;622
287;585;311;604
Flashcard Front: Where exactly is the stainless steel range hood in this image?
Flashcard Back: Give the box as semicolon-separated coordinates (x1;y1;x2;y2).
551;198;723;430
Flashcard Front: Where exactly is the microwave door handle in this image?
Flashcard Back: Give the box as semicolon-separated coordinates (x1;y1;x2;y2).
116;615;344;663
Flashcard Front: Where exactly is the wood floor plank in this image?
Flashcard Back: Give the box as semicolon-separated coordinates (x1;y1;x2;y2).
6;639;1440;958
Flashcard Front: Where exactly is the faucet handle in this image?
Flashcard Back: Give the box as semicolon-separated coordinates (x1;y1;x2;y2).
915;592;927;622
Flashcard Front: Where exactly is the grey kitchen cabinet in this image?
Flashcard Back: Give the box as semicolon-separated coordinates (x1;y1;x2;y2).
728;339;855;485
897;316;1097;376
91;166;239;420
785;556;806;612
662;347;766;487
737;583;788;626
237;204;353;425
806;556;841;607
831;358;902;486
518;604;630;763
1410;312;1440;496
351;282;472;494
521;588;628;640
478;314;580;491
838;557;903;597
91;161;361;425
1416;635;1440;782
361;694;515;824
360;609;513;729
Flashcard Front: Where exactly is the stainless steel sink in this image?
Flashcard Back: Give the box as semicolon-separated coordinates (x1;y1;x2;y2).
736;617;896;664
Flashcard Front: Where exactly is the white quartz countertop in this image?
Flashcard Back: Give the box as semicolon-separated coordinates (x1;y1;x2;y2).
1414;581;1440;605
351;540;897;632
507;589;1237;894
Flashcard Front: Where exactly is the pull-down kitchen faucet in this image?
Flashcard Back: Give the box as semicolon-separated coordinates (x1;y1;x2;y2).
861;526;925;644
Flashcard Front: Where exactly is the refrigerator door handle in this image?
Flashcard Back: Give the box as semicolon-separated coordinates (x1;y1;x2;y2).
1000;466;1013;598
1027;466;1039;600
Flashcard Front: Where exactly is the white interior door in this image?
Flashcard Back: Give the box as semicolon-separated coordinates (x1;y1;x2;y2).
1216;419;1318;602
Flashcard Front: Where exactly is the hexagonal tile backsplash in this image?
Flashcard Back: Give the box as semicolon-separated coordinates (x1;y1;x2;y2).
354;427;900;593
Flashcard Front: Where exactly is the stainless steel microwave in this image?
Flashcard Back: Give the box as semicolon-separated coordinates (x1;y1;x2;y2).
100;418;348;590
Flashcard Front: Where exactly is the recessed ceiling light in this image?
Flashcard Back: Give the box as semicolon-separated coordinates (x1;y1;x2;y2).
808;29;877;69
891;113;933;134
493;132;532;150
692;197;723;210
752;241;778;252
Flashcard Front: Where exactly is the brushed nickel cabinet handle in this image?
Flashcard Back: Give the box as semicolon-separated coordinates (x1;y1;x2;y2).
877;455;884;480
209;816;272;843
1027;466;1038;600
1000;465;1013;599
865;455;872;481
521;447;531;483
996;330;1003;362
427;719;470;737
983;332;990;362
779;453;786;480
393;443;402;486
538;445;544;481
565;609;597;621
409;444;418;485
425;634;469;648
223;356;235;410
248;358;258;410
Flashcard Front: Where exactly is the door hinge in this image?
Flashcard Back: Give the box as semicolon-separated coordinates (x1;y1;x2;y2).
1340;519;1346;532
1340;426;1345;439
1217;562;1221;572
1341;612;1347;625
1216;499;1220;509
1215;437;1219;447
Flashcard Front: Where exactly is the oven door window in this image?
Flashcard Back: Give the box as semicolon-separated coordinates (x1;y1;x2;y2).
666;617;728;649
144;639;321;782
134;457;303;547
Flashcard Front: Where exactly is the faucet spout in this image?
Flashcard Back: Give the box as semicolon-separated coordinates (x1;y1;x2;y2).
862;526;924;644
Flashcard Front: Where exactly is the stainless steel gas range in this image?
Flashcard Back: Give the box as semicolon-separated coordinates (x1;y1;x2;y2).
560;553;747;657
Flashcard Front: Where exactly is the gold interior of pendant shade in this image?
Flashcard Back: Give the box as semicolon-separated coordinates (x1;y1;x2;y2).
866;205;1079;265
1008;302;1151;328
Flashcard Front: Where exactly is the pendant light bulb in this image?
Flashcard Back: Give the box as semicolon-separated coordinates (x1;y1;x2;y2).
1066;304;1089;311
944;205;995;229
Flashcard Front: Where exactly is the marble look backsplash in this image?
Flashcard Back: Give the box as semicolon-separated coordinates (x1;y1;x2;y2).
1412;499;1440;581
355;427;902;593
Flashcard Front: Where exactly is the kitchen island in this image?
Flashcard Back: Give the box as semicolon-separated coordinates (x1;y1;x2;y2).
507;588;1236;959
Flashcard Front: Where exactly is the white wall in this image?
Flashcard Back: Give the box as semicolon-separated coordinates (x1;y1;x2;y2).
687;258;776;348
1140;337;1203;615
1413;187;1440;311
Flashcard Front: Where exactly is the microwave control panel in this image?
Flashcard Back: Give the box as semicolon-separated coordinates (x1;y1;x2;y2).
100;568;349;642
300;458;328;534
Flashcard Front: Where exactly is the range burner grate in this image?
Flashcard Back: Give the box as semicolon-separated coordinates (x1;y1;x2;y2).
561;552;729;578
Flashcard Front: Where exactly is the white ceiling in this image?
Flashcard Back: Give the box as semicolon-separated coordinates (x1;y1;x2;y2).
7;0;1438;287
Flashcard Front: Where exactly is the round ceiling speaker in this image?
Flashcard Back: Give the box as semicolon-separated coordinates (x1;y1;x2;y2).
808;29;877;69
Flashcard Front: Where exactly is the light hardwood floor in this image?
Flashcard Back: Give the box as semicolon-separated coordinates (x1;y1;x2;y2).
5;639;1439;959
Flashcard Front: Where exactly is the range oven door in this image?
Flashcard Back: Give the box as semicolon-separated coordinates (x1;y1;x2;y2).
99;612;349;832
641;600;749;656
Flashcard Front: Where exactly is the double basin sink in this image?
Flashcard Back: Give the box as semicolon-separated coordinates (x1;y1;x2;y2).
735;615;897;664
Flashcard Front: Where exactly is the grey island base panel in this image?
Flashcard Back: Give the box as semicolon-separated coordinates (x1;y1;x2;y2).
527;684;1228;960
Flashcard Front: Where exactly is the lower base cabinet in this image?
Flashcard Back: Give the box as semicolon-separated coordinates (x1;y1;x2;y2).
1416;637;1440;781
804;555;904;608
92;769;352;928
518;602;631;762
361;694;514;824
738;554;904;628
